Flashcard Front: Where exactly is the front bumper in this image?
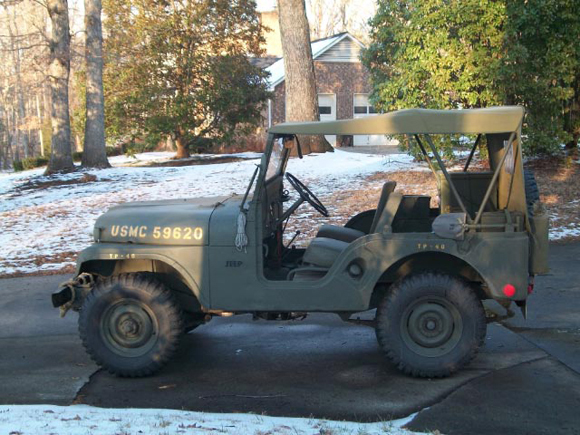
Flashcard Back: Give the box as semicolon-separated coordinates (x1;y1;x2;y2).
51;273;95;317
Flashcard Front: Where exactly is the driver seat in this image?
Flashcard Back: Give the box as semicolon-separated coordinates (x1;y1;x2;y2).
293;187;403;278
315;181;397;242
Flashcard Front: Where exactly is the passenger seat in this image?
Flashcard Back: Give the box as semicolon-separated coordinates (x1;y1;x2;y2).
300;188;403;271
315;181;397;243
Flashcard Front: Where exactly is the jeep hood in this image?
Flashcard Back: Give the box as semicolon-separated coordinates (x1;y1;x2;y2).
93;196;232;246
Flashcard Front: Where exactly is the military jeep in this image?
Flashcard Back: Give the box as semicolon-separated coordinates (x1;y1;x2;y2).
52;106;549;378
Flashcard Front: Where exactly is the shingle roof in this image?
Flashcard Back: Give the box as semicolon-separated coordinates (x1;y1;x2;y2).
264;32;362;90
249;56;280;69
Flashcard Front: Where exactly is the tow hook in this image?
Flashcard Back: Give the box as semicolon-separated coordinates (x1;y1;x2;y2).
51;273;95;318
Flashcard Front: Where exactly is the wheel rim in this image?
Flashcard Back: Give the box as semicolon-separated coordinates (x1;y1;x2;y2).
400;296;463;357
101;299;158;357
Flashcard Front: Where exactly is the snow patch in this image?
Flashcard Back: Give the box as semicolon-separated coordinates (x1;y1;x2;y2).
550;224;580;240
0;404;427;435
0;150;423;275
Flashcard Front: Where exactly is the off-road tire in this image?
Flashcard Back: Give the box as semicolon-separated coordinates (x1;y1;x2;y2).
524;170;540;215
375;272;486;378
79;273;183;377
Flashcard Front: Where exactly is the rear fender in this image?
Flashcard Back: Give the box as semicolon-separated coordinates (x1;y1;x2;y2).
367;236;529;302
339;233;529;307
376;252;487;300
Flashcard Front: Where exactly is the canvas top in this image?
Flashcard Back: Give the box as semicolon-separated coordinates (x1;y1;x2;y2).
268;106;525;136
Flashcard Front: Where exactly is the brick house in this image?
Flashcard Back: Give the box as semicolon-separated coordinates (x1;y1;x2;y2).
263;32;388;147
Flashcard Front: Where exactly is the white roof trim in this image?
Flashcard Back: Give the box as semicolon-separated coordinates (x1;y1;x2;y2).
265;33;364;91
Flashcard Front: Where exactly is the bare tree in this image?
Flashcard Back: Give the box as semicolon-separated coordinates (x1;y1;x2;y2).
45;0;74;174
2;4;31;161
277;0;332;153
0;1;54;167
306;0;374;43
8;6;30;159
81;0;109;168
0;100;14;169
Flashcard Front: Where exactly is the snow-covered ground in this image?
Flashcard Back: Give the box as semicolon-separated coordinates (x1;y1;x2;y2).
0;404;426;435
0;150;422;276
547;199;580;240
0;149;573;276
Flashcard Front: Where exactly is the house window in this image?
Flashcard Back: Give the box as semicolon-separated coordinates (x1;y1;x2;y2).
319;106;332;115
353;93;376;115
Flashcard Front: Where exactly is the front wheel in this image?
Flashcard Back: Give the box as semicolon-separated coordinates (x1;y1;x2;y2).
79;273;183;377
375;272;486;378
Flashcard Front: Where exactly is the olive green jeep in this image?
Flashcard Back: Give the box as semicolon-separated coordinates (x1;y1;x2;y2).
52;106;549;378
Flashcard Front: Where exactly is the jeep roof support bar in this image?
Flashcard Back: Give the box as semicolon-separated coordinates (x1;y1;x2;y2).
473;131;517;225
413;134;438;176
463;134;482;172
423;134;471;220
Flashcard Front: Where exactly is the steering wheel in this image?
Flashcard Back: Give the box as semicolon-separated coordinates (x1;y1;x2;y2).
285;172;329;217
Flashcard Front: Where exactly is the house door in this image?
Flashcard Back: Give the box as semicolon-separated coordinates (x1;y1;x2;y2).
353;94;393;146
318;93;336;146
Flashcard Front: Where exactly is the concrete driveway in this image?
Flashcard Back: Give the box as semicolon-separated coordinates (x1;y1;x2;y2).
0;243;579;434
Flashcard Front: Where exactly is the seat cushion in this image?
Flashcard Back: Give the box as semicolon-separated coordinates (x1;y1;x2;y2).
374;192;403;233
302;237;349;268
316;224;365;243
370;181;397;233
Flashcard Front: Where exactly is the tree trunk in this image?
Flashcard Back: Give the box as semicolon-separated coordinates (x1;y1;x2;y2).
2;102;15;168
277;0;333;154
82;0;110;168
166;134;175;151
0;102;10;168
45;0;75;174
174;134;190;159
10;107;20;161
564;78;579;151
36;95;44;157
6;5;30;159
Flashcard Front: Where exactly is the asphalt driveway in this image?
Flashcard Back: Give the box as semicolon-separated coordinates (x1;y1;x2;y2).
0;243;578;434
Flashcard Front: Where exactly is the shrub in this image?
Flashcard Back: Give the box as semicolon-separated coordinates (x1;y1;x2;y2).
106;146;123;157
12;160;23;172
12;146;122;171
72;146;122;162
13;156;49;172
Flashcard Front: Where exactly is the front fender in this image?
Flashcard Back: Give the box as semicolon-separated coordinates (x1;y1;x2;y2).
75;243;209;307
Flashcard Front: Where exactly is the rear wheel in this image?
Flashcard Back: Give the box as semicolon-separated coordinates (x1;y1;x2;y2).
375;272;486;378
79;273;183;377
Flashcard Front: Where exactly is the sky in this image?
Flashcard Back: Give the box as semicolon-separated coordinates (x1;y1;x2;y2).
258;0;377;42
68;0;377;40
257;0;277;10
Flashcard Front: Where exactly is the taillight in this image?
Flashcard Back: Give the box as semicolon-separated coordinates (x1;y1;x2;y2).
502;284;516;298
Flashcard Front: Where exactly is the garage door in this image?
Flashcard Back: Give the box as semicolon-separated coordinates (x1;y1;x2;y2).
353;94;396;146
318;93;336;146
